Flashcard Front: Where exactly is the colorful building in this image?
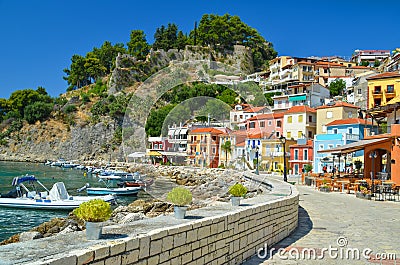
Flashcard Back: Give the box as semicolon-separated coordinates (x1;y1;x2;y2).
289;139;313;175
366;72;400;109
283;105;316;140
245;112;284;138
315;101;360;135
187;127;227;168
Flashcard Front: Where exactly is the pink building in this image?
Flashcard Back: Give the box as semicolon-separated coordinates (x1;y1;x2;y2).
245;113;284;139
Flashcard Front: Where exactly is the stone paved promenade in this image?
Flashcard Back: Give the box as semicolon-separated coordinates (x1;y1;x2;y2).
244;176;400;265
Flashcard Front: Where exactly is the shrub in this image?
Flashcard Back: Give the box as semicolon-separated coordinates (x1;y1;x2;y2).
73;199;112;222
228;183;248;197
63;104;77;114
24;102;53;124
166;187;192;206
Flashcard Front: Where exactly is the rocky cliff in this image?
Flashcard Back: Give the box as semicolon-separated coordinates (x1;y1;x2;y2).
0;45;255;163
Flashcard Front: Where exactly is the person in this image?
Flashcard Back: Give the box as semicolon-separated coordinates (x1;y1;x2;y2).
323;165;327;173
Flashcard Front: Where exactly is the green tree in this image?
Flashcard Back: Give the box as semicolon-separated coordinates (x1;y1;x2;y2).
221;140;232;167
127;30;150;60
190;14;277;71
90;41;126;73
24;102;53;124
360;60;370;67
63;55;91;91
145;104;176;136
176;31;188;50
84;55;107;83
217;89;238;105
8;89;43;116
329;79;346;97
153;23;179;51
374;60;381;67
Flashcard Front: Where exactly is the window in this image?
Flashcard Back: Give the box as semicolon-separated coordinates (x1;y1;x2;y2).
324;68;328;74
240;115;243;119
374;86;381;94
348;112;353;118
303;66;307;71
358;88;362;95
154;144;158;149
274;162;278;170
304;149;308;160
326;111;333;119
234;115;237;122
212;147;216;154
333;128;338;134
319;144;324;150
249;122;256;128
159;144;163;149
268;120;272;126
260;121;265;127
374;99;381;107
287;131;292;138
294;149;299;160
348;128;353;134
387;85;394;93
276;131;280;138
287;116;293;123
308;131;313;139
328;144;334;149
298;115;303;123
322;125;327;133
309;115;313;122
277;120;282;128
298;131;303;139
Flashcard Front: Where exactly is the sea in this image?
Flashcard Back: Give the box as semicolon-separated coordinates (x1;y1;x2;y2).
0;161;176;242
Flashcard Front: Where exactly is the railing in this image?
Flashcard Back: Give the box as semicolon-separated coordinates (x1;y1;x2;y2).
365;126;391;137
345;133;360;141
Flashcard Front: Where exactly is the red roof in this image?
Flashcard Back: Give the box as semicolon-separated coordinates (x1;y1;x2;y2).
366;72;400;80
315;61;344;68
316;101;360;110
190;128;224;134
326;118;372;126
351;66;371;69
243;106;269;113
285;105;316;114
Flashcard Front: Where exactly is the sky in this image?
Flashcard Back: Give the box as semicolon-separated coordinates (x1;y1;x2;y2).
0;0;399;99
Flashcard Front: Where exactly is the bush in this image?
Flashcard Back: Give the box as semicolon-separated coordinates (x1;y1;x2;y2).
228;183;248;197
63;104;77;114
166;187;192;206
24;102;53;124
73;199;112;222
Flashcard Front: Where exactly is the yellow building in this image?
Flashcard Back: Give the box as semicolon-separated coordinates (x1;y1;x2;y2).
316;101;360;135
260;138;294;173
367;72;400;109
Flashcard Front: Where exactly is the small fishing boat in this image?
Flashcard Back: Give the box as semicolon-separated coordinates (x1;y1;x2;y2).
0;175;116;210
79;176;143;196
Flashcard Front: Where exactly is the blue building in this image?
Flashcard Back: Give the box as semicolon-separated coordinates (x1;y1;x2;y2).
313;118;372;173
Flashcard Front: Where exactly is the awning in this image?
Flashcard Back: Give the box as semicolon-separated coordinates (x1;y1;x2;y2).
147;151;163;156
159;151;187;157
318;138;390;155
180;128;188;134
127;152;146;158
289;95;307;102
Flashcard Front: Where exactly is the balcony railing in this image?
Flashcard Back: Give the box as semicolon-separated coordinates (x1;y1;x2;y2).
345;133;360;141
364;126;391;137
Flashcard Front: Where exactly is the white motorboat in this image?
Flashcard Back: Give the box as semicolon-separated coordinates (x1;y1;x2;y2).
0;175;116;210
79;176;143;196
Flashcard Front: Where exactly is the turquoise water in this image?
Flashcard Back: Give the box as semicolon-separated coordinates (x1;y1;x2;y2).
0;161;141;242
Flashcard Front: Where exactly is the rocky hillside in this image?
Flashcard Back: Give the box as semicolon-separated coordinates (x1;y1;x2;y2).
0;45;254;163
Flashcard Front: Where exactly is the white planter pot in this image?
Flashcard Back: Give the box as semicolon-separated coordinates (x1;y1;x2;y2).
86;221;103;240
174;206;188;219
231;196;241;206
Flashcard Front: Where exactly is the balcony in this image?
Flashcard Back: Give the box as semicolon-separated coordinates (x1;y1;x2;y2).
364;126;392;138
345;133;360;141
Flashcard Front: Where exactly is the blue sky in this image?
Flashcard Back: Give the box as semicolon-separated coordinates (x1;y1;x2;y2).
0;0;399;99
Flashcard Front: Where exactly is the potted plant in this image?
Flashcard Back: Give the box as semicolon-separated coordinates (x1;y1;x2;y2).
166;187;192;219
358;186;371;200
228;183;248;206
319;180;331;192
73;199;112;240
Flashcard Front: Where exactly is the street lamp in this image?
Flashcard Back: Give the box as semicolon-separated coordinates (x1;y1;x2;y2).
369;151;377;196
255;146;259;175
279;136;287;182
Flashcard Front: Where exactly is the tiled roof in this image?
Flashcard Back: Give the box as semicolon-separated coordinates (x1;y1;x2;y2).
316;101;360;110
326;118;372;126
366;72;400;80
190;128;224;134
351;66;371;69
315;61;344;67
285;105;316;114
243;106;269;113
248;112;284;121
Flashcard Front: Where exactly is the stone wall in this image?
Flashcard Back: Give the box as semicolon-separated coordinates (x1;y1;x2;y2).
0;174;298;265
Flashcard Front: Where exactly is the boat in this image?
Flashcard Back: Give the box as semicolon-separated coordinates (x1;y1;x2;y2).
81;176;143;196
0;175;116;210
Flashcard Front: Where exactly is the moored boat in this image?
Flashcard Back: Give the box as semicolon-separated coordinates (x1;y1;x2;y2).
0;175;116;210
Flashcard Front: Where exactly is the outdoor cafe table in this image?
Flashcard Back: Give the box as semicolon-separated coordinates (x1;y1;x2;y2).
335;180;350;193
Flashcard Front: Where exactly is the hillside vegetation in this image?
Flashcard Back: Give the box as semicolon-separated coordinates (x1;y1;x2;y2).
0;14;276;162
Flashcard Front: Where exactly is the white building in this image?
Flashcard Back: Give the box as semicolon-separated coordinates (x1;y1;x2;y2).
351;49;390;67
229;104;270;129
